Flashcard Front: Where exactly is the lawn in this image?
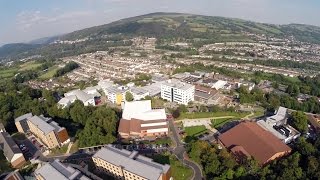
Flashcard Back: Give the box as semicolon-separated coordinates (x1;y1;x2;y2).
0;150;13;173
69;141;79;154
184;125;208;137
39;66;59;79
49;144;68;156
178;111;250;120
152;154;193;180
0;68;18;78
19;61;43;71
211;118;235;128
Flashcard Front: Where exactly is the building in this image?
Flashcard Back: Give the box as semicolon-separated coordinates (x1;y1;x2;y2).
92;145;171;180
161;79;195;105
0;132;26;168
130;87;149;101
62;89;96;107
218;122;292;165
202;79;227;90
194;85;220;105
4;170;24;180
0;122;6;132
265;106;288;126
104;86;128;105
34;159;90;180
27;115;69;149
15;113;33;133
118;100;168;139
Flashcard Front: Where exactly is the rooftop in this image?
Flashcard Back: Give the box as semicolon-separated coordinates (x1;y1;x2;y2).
122;100;166;121
65;89;93;103
35;159;89;180
28;116;55;135
0;132;23;161
162;79;194;91
93;145;170;180
15;113;33;122
218;121;291;165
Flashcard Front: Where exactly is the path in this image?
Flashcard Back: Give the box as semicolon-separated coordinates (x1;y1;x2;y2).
168;119;203;180
66;142;73;154
176;116;236;122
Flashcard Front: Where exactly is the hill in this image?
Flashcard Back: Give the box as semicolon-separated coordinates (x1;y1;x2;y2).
1;12;320;61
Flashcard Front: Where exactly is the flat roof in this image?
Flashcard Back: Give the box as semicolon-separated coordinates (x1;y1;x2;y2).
162;79;194;91
93;145;170;180
28;116;55;135
35;159;88;180
15;113;33;122
122;100;166;121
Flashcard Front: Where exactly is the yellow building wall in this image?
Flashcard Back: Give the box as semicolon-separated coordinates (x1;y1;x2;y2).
116;93;123;105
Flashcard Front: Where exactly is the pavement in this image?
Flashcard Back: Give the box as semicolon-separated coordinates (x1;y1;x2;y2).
169;119;203;180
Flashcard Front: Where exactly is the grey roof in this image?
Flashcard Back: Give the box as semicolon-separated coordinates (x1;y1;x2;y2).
15;113;33;122
28;116;55;135
194;90;214;100
0;132;23;161
72;90;94;102
49;121;64;132
93;145;170;180
35;159;88;180
266;106;287;125
162;79;194;91
105;86;127;94
130;87;148;95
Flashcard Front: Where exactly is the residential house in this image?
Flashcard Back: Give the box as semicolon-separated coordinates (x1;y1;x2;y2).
15;113;33;134
0;132;26;168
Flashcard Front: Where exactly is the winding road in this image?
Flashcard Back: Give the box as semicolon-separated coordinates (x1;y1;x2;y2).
168;119;203;180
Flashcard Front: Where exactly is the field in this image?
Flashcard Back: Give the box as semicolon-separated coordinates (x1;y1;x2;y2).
211;118;235;128
18;61;43;71
178;111;250;120
184;125;207;137
39;66;59;79
152;154;193;180
0;68;18;78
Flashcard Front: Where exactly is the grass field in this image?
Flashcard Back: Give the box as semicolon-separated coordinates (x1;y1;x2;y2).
152;154;193;180
184;125;207;137
211;118;235;128
50;144;68;156
178;111;250;120
0;68;18;78
39;66;59;79
19;61;43;71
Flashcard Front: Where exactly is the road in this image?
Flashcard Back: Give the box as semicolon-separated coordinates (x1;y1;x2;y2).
168;119;203;180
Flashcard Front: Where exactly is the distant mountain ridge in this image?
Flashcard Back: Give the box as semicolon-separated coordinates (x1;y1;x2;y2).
1;12;320;62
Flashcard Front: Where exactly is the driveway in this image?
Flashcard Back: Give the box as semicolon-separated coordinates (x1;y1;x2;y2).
169;119;203;180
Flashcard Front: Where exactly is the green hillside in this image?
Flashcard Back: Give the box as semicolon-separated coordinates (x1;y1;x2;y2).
1;12;320;61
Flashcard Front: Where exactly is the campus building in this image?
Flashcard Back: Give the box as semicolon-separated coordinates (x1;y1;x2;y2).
218;122;292;165
92;145;171;180
27;115;70;149
161;79;195;105
34;159;90;180
15;113;33;134
0;132;26;168
118;100;168;139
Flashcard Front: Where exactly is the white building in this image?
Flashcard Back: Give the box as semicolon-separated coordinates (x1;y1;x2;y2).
130;87;149;101
104;86;128;105
211;80;228;90
161;79;195;105
58;89;96;108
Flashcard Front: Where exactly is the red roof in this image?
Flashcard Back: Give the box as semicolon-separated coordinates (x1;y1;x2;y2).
218;121;291;165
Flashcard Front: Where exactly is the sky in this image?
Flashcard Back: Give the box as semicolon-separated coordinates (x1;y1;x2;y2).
0;0;319;45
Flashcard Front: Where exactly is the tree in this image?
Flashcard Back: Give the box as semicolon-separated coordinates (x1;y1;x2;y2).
125;91;134;102
290;111;308;133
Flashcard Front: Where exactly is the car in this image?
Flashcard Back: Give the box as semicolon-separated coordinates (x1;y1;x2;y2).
21;146;28;152
19;144;26;148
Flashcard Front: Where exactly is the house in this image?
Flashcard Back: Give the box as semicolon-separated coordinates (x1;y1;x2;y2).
15;113;33;134
0;132;26;168
161;79;195;105
218;122;292;165
34;159;90;180
118;100;168;139
104;86;128;105
27;115;69;149
92;145;171;180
